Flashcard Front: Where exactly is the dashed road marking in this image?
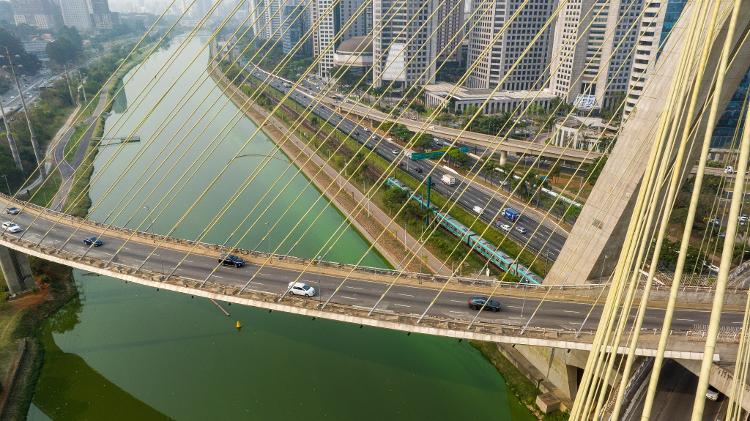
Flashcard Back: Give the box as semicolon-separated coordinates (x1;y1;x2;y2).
340;295;358;300
396;293;414;298
505;305;522;309
345;286;363;290
392;303;410;308
675;318;695;322
449;299;464;304
563;310;580;314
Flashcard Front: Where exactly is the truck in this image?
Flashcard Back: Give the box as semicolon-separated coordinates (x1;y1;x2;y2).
502;208;520;221
441;174;457;186
404;149;416;160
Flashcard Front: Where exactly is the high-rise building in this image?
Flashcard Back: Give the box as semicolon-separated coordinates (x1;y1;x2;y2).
549;0;644;110
372;0;438;88
311;0;335;78
0;2;14;24
281;0;310;55
10;0;59;29
337;0;371;40
59;0;93;31
248;0;268;39
622;1;687;120
465;0;555;90
89;0;113;29
435;0;463;62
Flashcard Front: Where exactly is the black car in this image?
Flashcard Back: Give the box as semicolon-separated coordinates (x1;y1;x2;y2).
5;207;20;215
468;296;502;312
83;236;103;247
219;253;246;268
415;167;423;174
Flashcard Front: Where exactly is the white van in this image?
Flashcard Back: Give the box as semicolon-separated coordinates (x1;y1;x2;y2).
472;206;484;215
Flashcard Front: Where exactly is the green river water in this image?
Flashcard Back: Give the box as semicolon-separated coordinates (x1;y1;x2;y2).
26;37;533;420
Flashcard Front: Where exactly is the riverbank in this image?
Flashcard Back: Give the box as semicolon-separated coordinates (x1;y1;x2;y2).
0;41;152;419
209;59;447;274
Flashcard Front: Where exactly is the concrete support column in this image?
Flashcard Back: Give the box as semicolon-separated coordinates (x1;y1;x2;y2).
0;246;32;294
499;150;508;166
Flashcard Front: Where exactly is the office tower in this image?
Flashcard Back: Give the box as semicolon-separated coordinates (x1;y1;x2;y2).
248;0;268;39
435;0;463;62
311;0;334;78
549;0;644;110
281;0;310;54
465;0;555;90
60;0;93;31
10;0;58;29
89;0;113;29
337;0;371;40
372;0;438;88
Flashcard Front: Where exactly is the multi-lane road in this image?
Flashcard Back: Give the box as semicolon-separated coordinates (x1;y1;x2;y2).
245;65;568;262
0;196;741;336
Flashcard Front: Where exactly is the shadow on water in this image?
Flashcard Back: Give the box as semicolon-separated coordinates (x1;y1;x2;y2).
32;293;171;420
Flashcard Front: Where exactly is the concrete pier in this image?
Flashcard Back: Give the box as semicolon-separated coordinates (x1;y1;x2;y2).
0;246;32;294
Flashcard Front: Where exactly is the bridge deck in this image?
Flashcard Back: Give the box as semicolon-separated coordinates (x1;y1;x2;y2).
0;194;737;360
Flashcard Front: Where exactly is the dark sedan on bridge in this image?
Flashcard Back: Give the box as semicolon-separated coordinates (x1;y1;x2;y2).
468;296;502;312
219;254;246;268
83;236;103;247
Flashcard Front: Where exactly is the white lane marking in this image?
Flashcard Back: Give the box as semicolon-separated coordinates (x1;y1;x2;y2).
563;310;580;314
732;321;744;324
396;293;414;298
352;305;371;310
569;322;580;325
392;303;410;308
339;295;358;300
675;318;695;322
214;275;224;279
448;310;465;315
449;299;464;303
345;286;363;290
505;305;522;309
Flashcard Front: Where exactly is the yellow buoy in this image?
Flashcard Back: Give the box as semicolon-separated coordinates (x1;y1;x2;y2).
235;320;242;331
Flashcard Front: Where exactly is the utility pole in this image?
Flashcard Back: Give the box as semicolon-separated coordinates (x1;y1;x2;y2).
0;99;22;171
3;48;45;177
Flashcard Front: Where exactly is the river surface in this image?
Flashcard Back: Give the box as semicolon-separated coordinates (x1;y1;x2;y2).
27;37;532;420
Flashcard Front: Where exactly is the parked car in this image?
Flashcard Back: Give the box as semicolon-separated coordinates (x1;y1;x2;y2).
468;296;502;312
5;207;20;215
1;222;22;233
498;223;511;232
83;236;103;247
515;226;528;234
472;206;484;215
218;254;246;268
287;281;316;297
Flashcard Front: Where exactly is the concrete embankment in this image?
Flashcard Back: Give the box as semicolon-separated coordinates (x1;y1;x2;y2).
209;62;450;275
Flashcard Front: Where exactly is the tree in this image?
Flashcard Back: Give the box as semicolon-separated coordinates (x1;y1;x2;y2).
549;161;562;182
46;37;80;67
587;156;608;185
0;28;40;75
46;26;83;68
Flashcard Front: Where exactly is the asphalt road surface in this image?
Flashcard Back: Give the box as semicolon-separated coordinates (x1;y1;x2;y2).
0;200;742;336
245;65;568;261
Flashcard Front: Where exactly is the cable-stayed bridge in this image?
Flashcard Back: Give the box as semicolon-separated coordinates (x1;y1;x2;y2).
0;193;736;362
3;0;750;418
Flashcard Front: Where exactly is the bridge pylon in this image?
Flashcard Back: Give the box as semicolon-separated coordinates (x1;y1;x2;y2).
546;0;750;285
0;246;33;294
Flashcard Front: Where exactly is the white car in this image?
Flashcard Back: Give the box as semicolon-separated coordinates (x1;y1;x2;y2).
499;224;511;232
288;281;316;297
515;226;528;235
1;222;22;233
472;206;484;215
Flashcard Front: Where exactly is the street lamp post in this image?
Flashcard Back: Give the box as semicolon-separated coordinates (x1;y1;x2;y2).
0;99;22;170
2;48;45;177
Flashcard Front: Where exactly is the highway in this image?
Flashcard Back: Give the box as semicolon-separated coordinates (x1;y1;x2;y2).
0;196;742;338
245;65;568;261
